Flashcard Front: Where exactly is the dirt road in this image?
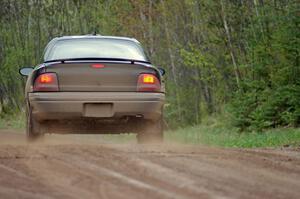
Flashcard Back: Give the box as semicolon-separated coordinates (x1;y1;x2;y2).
0;129;299;199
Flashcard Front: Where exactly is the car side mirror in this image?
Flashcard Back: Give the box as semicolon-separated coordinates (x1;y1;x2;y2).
19;67;34;76
158;67;166;76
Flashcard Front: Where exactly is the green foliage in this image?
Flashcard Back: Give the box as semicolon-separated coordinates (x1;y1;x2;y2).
0;0;298;131
0;111;25;129
230;84;300;131
229;1;300;131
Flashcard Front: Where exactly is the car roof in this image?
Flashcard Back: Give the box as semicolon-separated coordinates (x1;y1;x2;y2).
51;35;140;43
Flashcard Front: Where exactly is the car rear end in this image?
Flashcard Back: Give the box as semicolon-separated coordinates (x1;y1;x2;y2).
25;36;165;142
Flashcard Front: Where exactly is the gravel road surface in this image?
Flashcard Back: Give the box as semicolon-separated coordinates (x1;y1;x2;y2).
0;130;299;199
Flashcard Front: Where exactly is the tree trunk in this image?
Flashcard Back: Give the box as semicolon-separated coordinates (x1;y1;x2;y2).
148;0;154;57
220;0;241;89
160;0;183;121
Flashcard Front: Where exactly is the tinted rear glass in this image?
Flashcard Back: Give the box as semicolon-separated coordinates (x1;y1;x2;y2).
45;38;147;61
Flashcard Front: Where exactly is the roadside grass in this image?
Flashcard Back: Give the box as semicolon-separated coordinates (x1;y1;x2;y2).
166;122;300;148
1;112;299;148
102;126;300;148
0;112;25;129
102;117;300;148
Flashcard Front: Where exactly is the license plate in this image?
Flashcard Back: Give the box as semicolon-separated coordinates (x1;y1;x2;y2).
84;103;113;117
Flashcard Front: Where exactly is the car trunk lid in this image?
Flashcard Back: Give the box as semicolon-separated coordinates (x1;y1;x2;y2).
44;62;158;92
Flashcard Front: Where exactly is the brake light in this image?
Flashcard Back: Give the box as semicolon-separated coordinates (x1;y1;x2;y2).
91;64;105;68
137;74;161;92
33;73;59;92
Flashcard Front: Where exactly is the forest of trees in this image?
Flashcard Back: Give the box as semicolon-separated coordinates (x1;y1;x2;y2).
0;0;299;130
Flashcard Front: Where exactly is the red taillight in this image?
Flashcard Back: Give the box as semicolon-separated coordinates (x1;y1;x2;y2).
91;64;105;68
142;74;155;84
39;74;53;83
33;73;59;92
137;74;161;92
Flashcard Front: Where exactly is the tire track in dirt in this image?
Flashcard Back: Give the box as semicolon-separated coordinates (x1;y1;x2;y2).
60;144;228;199
31;145;206;199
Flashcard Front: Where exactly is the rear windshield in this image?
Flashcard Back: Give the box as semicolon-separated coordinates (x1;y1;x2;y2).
44;38;148;62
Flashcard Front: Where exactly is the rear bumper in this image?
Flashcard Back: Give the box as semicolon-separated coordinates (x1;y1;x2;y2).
28;92;165;121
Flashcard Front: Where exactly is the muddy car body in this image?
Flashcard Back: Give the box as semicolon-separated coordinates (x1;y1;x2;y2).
20;35;165;143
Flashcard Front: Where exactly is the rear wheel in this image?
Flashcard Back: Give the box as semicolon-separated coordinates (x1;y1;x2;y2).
26;107;44;141
137;117;163;144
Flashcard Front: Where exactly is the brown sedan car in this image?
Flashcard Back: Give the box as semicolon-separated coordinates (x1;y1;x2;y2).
19;35;165;143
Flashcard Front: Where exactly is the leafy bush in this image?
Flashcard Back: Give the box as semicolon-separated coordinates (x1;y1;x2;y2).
230;84;300;131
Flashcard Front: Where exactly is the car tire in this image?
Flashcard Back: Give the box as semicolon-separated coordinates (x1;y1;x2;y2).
137;117;163;144
26;107;44;141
